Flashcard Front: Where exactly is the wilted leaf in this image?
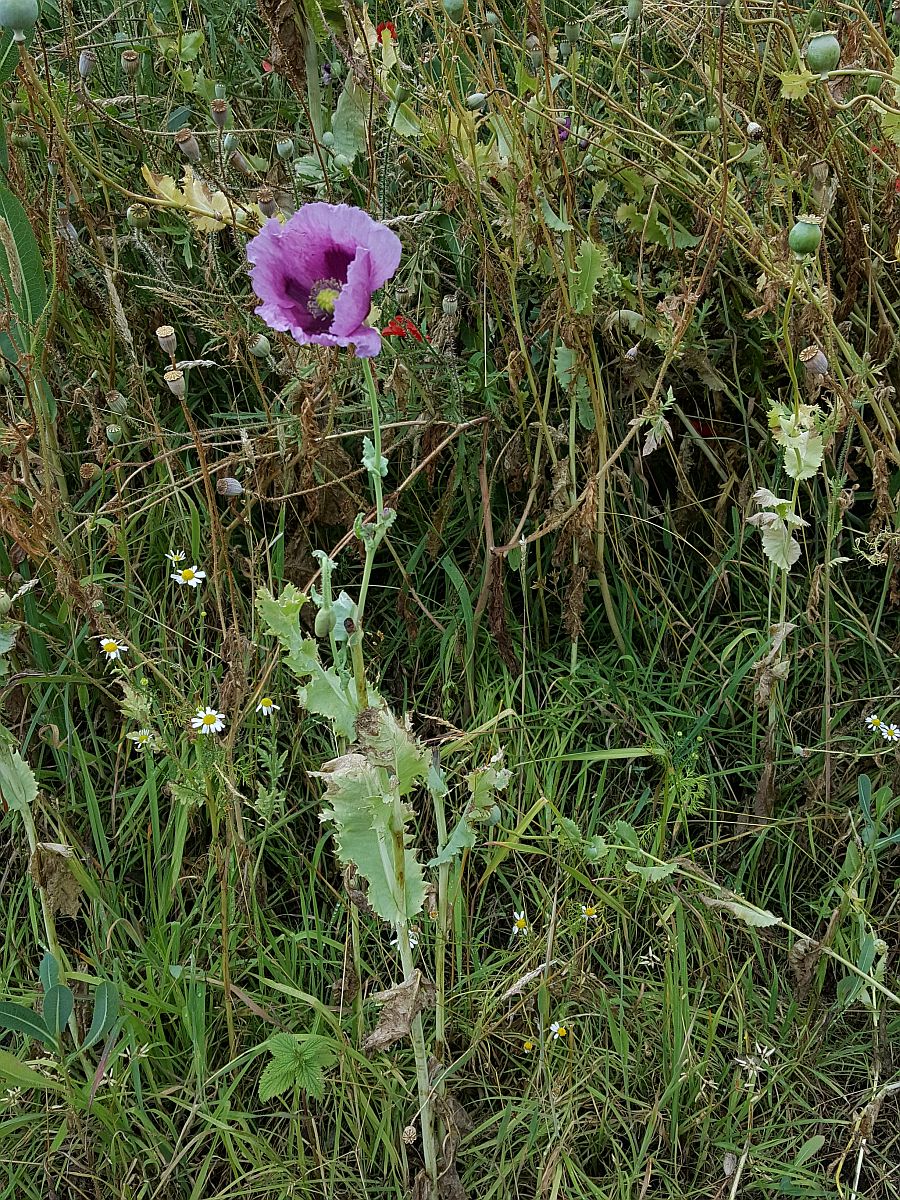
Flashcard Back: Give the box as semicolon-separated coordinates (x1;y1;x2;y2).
701;895;781;928
30;843;83;917
780;69;817;100
363;971;435;1054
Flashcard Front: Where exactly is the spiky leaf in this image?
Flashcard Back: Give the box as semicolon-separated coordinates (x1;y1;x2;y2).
258;1033;336;1103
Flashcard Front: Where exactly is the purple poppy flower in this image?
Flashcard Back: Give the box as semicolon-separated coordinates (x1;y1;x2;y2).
557;115;572;143
247;203;402;358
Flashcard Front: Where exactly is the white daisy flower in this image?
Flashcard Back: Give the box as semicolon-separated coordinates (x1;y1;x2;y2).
191;706;226;735
884;724;900;743
166;550;186;564
256;696;280;717
512;910;528;936
865;714;882;731
522;1038;535;1054
171;564;206;588
390;928;420;950
127;729;156;749
581;903;599;922
549;1020;568;1040
96;636;127;661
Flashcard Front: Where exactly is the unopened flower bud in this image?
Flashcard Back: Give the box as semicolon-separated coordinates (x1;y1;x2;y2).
256;186;278;218
156;325;177;356
163;368;185;397
175;129;201;163
321;131;335;148
525;33;539;50
78;49;96;79
121;49;140;77
210;98;229;129
0;590;12;617
216;476;243;496
249;333;271;358
126;202;150;229
276;137;296;159
485;9;499;24
800;344;828;378
222;132;239;153
315;608;337;638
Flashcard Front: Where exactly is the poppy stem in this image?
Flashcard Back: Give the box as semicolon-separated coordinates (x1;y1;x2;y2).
351;360;388;709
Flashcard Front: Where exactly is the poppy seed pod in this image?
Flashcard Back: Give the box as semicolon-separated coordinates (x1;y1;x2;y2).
481;24;495;46
229;149;253;177
222;132;239;154
121;48;140;77
746;120;764;142
106;424;123;445
525;33;539;50
163;368;185;397
0;0;39;41
465;92;487;109
276;137;296;160
806;32;840;74
156;325;177;357
80;462;101;482
126;202;150;229
800;345;829;378
528;47;542;72
210;98;229;129
78;49;96;79
788;214;823;256
558;38;571;59
249;333;271;358
256;186;278;218
442;294;458;316
175;129;201;163
216;476;243;496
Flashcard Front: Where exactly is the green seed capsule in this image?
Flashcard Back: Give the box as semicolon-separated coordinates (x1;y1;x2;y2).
626;0;642;20
126;202;150;229
705;114;720;131
442;0;464;22
788;215;823;256
465;91;486;109
805;31;840;74
106;423;123;444
249;333;271;358
0;0;39;42
864;74;882;96
0;590;11;617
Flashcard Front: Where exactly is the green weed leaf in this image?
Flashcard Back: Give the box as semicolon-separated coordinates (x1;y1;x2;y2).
0;1048;64;1092
332;76;369;163
42;985;74;1038
626;860;677;882
258;1033;337;1103
39;953;59;994
0;1002;55;1048
81;981;120;1051
0;187;48;337
0;748;38;813
569;239;606;314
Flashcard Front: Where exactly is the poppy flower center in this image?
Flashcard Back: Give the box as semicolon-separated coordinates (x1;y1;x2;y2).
308;277;343;318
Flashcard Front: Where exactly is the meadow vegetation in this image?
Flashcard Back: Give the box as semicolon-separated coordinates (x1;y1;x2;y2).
1;0;900;1197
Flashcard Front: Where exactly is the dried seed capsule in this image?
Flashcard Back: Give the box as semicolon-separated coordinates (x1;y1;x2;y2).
210;98;229;129
800;344;828;377
256;186;278;218
163;368;185;397
175;128;201;163
126;202;150;229
156;325;177;356
216;476;243;496
78;49;96;79
121;48;140;77
442;294;458;316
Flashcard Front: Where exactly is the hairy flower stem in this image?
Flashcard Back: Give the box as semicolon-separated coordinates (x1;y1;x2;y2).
351;361;388;708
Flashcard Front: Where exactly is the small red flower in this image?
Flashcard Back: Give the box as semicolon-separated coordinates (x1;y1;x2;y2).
376;20;398;40
262;59;274;73
382;315;425;342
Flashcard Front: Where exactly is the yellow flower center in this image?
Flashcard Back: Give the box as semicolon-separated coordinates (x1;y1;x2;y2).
523;1040;534;1052
315;287;340;314
201;713;218;726
872;717;882;726
180;569;195;582
261;697;272;708
514;917;527;930
102;641;118;653
584;906;596;917
556;1026;567;1038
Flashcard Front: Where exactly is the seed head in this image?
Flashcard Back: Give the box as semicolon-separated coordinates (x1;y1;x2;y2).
163;368;185;397
121;49;140;77
210;98;229;129
78;49;96;79
156;325;177;356
216;476;244;496
175;129;201;163
256;186;279;218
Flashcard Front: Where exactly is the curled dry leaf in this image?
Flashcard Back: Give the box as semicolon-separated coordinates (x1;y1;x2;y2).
30;842;83;917
363;970;436;1054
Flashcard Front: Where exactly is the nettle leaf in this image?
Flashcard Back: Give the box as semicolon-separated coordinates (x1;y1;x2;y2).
314;754;426;924
258;1033;337;1103
0;747;38;813
569;239;606;314
626;860;677;882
